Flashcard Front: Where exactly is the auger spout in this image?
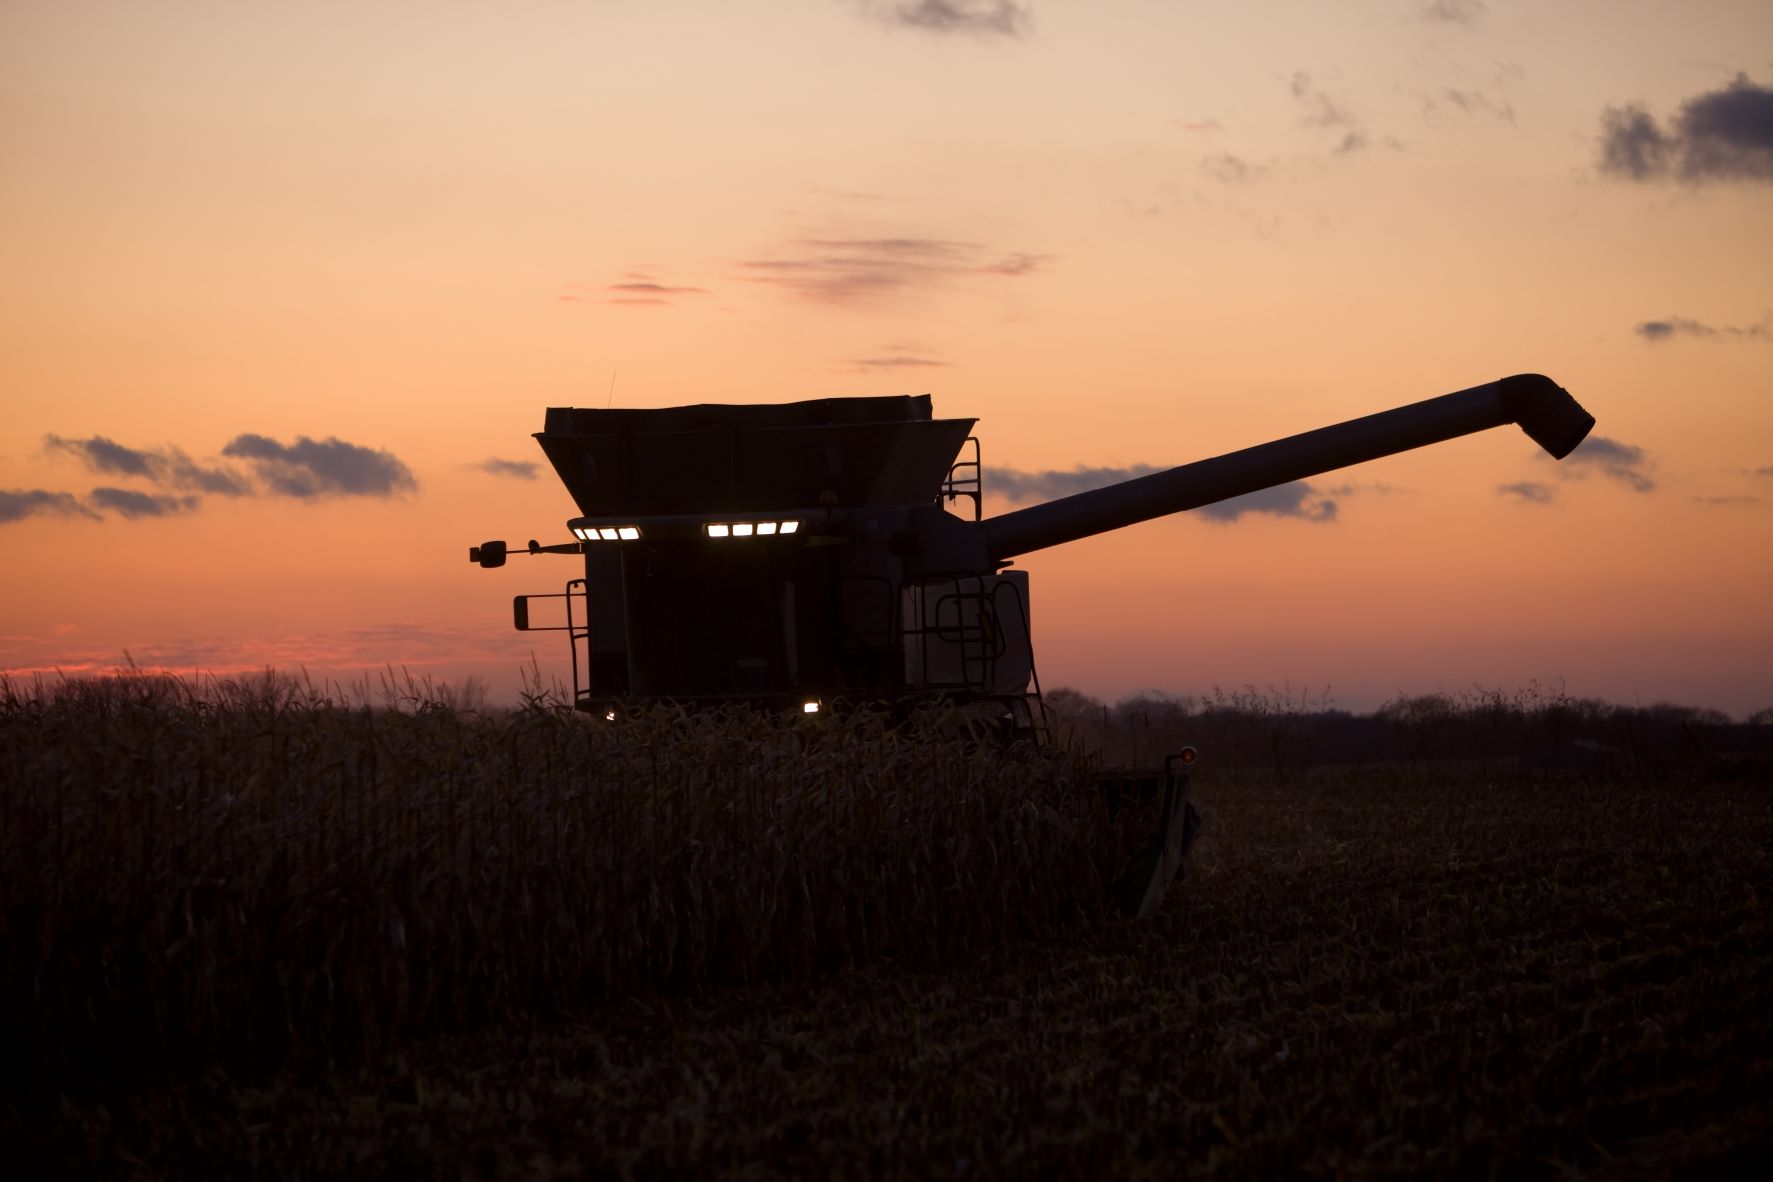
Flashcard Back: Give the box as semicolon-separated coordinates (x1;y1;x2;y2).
981;374;1593;562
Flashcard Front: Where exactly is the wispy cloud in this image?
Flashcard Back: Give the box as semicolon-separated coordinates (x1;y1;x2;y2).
1692;494;1761;507
607;282;706;298
221;434;418;499
1557;435;1655;493
844;343;950;372
1634;315;1769;343
1195;481;1337;523
991;467;1337;523
1201;153;1265;185
20;429;421;524
44;434;251;496
557;273;710;308
738;236;1050;305
809;187;895;202
853;0;1031;37
1172;119;1223;134
476;458;540;480
1498;481;1555;504
0;488;99;524
1289;71;1378;155
1598;73;1773;183
1418;0;1485;26
991;463;1162;504
87;487;201;519
1429;88;1515;124
1290;71;1358;131
44;434;156;478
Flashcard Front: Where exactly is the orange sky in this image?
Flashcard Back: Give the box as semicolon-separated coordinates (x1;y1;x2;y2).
4;1;1771;716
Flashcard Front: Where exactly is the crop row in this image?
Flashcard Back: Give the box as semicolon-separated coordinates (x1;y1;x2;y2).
0;674;1137;1090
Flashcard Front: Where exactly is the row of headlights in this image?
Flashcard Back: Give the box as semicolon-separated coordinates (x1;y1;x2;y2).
570;519;805;543
707;520;800;538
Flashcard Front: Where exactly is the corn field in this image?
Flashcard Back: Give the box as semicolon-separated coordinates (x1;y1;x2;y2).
7;672;1771;1177
0;672;1136;1090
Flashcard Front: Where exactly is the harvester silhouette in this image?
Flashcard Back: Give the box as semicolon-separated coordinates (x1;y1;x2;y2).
471;373;1594;915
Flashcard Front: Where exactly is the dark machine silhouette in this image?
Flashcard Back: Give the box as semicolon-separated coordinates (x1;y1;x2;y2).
470;373;1595;915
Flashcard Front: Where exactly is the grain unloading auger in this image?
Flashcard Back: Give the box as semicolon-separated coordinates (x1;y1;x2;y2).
470;373;1595;916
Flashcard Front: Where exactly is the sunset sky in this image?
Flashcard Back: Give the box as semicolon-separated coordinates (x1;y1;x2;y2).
4;0;1770;716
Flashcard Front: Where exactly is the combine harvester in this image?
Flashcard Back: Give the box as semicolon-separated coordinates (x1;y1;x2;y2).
470;373;1595;916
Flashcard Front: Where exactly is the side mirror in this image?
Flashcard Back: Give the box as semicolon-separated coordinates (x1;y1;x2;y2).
470;540;508;569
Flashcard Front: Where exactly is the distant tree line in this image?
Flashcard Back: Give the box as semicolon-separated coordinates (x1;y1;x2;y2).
1042;683;1773;785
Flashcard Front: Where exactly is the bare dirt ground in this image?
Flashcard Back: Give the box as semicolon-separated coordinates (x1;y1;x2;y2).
17;770;1773;1179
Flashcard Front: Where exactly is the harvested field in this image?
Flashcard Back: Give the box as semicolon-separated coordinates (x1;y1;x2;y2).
4;675;1771;1177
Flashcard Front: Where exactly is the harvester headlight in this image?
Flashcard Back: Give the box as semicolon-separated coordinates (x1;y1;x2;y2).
802;700;820;714
706;519;800;539
618;526;640;540
572;527;589;541
597;527;619;541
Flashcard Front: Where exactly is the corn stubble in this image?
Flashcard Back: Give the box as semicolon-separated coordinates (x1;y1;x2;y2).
0;673;1138;1088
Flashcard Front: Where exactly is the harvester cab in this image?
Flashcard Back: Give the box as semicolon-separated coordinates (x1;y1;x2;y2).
469;374;1595;915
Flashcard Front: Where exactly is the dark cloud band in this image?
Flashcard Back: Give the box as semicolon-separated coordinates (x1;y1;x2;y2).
45;435;250;495
87;487;201;519
1598;74;1773;184
0;488;99;524
1195;481;1337;523
1558;436;1654;493
221;434;417;499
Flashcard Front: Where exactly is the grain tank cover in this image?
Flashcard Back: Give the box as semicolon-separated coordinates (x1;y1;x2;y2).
537;394;977;517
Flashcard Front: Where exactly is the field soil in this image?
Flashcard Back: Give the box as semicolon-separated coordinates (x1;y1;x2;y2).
16;768;1772;1179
